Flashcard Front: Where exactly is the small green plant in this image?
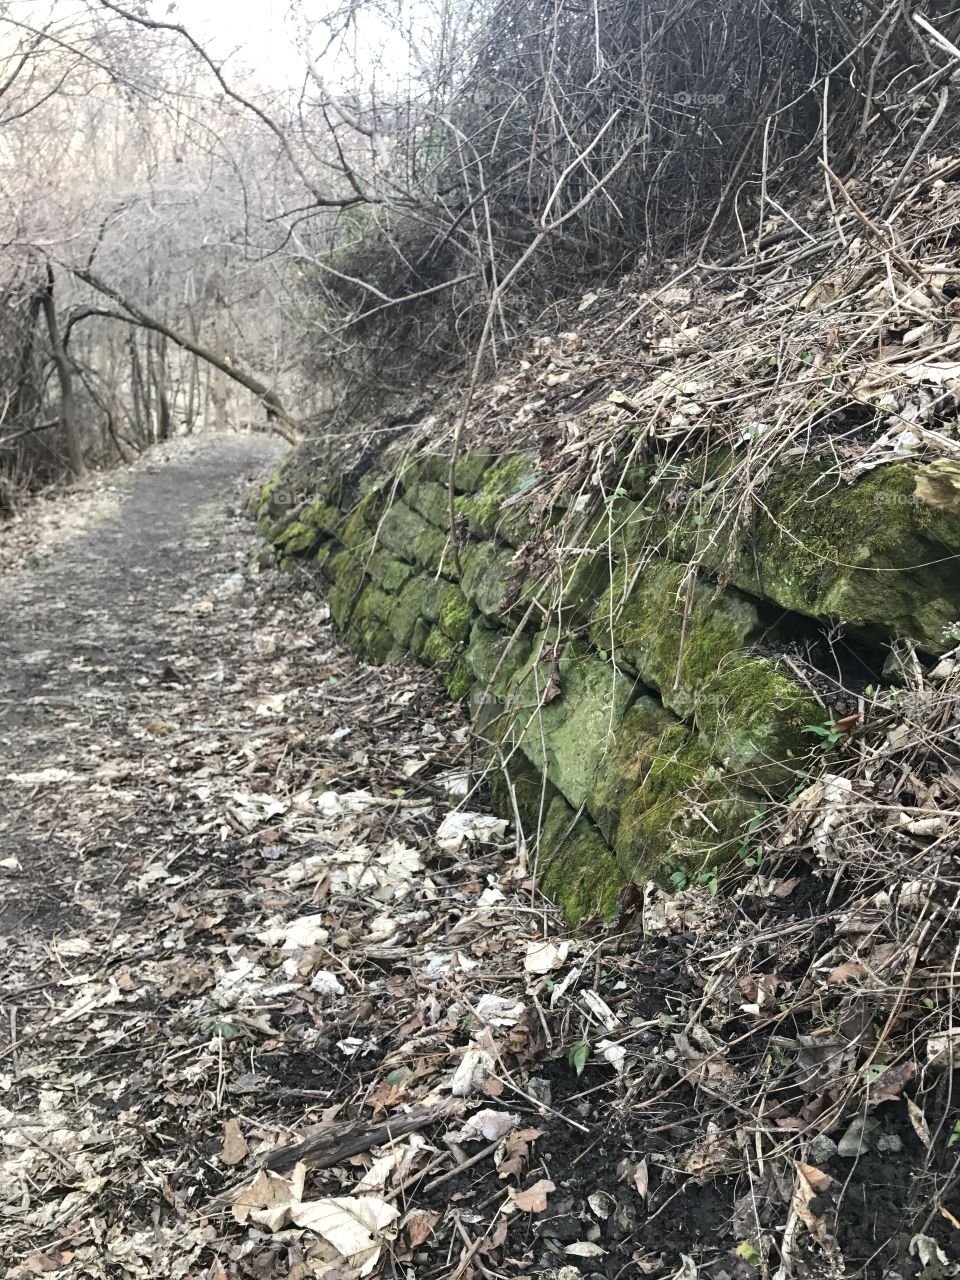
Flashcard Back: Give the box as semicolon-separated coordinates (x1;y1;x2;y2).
697;866;719;895
948;1119;960;1149
738;807;768;868
669;869;688;891
803;718;843;748
736;1241;761;1266
569;1040;590;1076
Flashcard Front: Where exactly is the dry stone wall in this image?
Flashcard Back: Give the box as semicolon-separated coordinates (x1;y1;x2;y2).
256;448;960;921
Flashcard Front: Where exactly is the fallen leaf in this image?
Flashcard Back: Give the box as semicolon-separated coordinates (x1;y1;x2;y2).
405;1209;440;1246
633;1156;649;1199
510;1178;555;1212
907;1098;931;1148
220;1118;249;1166
451;1109;520;1143
523;938;570;975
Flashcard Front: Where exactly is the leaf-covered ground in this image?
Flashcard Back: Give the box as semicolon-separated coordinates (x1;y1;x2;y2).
1;438;957;1280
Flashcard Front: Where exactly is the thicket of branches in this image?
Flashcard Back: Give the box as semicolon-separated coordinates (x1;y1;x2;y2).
303;0;959;414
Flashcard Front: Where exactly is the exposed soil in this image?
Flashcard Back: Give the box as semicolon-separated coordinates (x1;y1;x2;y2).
0;438;956;1280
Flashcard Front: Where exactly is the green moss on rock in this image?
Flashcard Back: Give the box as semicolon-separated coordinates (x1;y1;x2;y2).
508;638;636;810
591;556;819;792
273;519;320;556
465;621;531;695
539;795;622;923
460;542;518;618
438;586;472;642
404;481;449;530
685;459;960;654
327;550;368;628
376;501;432;562
592;706;756;882
457;454;536;539
366;551;414;593
421;626;474;699
455;448;498;492
413;524;450;573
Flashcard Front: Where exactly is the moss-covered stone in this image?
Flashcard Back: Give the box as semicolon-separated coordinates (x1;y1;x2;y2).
438;586;472;642
460;542;517;618
539;795;622;923
508;638;636;810
338;507;375;554
327;550;368;629
409;617;430;658
272;519;321;556
456;454;537;539
366;551;414;593
421;626;474;699
592;705;756;882
376;501;432;562
404;481;449;530
465;620;531;695
413;525;451;573
455;448;498;492
591;556;819;792
685;459;960;654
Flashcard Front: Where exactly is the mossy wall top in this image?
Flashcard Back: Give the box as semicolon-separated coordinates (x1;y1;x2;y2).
257;445;960;921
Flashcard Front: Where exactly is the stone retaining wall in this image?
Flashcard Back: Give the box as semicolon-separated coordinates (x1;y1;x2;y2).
256;448;960;920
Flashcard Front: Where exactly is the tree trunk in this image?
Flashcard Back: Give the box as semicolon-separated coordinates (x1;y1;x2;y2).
40;266;86;478
129;334;147;444
153;337;172;440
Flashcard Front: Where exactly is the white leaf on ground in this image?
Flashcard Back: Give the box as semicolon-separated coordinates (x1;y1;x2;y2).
907;1098;931;1148
633;1156;649;1198
310;970;346;998
451;1110;520;1142
436;811;508;852
588;1190;615;1218
597;1039;628;1073
232;1167;298;1230
50;979;123;1025
477;886;507;906
524;939;570;975
837;1115;878;1157
450;1049;496;1096
54;938;93;956
565;1241;606;1257
355;1149;403;1193
289;1196;399;1276
475;994;526;1026
7;768;77;785
0;857;21;872
257;915;329;949
670;1256;699;1279
581;989;619;1029
404;1208;440;1246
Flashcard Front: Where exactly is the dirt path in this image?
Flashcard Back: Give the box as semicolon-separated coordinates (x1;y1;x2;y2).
0;436;285;934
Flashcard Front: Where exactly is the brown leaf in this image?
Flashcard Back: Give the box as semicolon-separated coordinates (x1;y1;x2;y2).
496;1126;543;1179
827;960;868;985
510;1178;555;1212
221;1117;250;1166
406;1209;440;1247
